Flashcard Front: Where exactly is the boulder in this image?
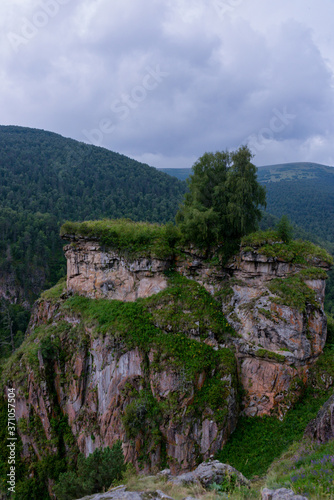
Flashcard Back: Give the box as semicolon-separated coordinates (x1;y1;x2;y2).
76;485;176;500
305;393;334;442
170;459;249;488
262;487;307;500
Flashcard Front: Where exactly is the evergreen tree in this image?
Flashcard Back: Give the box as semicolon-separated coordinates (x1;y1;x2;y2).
53;442;125;500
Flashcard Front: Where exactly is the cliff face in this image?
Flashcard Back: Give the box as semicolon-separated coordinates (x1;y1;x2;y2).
173;245;329;418
2;234;330;478
4;257;238;474
64;239;170;301
221;250;329;417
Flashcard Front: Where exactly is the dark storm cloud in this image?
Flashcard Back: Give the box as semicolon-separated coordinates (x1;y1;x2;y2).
1;0;334;168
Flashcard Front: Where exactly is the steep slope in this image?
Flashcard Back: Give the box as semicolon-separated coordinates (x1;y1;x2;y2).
0;126;186;223
1;271;238;497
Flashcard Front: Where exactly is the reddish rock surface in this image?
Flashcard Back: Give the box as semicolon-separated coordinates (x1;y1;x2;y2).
5;240;330;474
222;251;329;417
59;243;330;418
305;393;334;442
9;299;237;472
176;249;329;417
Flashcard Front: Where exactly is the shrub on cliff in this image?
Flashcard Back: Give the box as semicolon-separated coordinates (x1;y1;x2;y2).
276;215;294;243
53;441;125;500
175;145;266;256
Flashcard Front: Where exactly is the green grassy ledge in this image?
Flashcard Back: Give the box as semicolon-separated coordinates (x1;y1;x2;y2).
60;219;181;258
60;220;333;266
241;230;333;267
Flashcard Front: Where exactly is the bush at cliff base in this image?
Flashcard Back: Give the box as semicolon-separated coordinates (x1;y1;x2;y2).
52;441;125;500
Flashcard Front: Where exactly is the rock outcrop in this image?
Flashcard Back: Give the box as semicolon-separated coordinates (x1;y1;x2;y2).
64;238;170;301
262;488;307;500
173;244;329;417
74;460;249;500
221;250;329;417
168;459;249;488
7;271;238;474
0;271;27;306
75;485;175;500
305;393;334;442
2;230;331;488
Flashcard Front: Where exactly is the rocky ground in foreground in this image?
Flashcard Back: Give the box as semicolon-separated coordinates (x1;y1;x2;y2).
74;460;306;500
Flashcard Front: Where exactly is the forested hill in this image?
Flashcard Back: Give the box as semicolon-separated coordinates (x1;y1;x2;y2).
256;162;334;246
0;125;186;316
257;162;334;181
0;126;186;222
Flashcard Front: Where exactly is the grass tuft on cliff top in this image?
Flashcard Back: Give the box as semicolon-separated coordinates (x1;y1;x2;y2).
60;218;181;258
241;230;333;267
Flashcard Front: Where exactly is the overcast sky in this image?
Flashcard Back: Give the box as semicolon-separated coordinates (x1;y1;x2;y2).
1;0;334;169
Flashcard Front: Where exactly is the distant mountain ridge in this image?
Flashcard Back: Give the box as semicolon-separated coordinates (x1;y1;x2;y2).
256;162;334;248
257;161;334;181
158;161;334;182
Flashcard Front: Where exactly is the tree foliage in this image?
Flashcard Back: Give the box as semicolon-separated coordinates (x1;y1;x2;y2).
176;146;266;255
53;441;125;500
276;215;294;243
0;126;185;224
0;300;30;358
